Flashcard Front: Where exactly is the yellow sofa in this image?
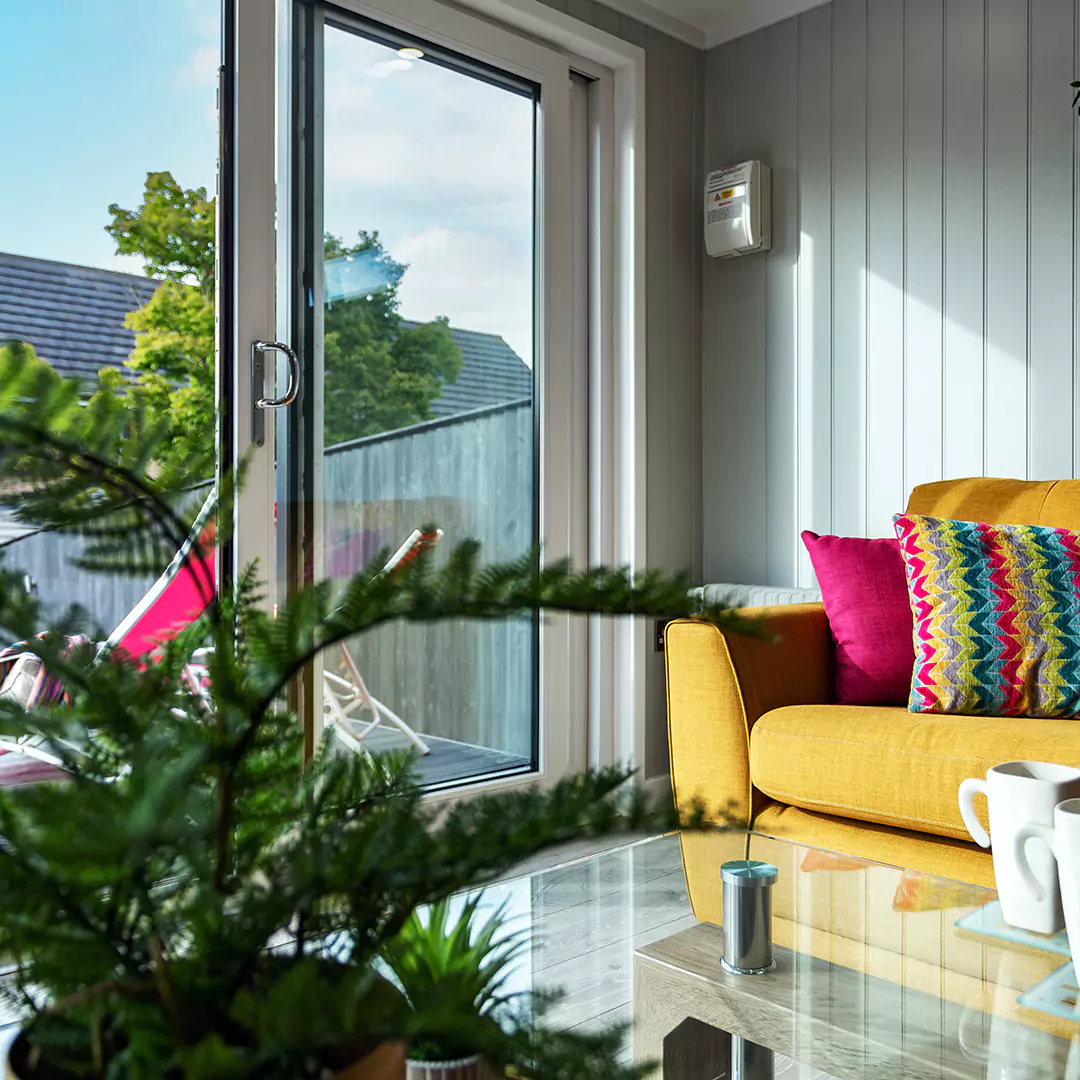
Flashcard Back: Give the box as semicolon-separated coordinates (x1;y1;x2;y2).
666;477;1080;920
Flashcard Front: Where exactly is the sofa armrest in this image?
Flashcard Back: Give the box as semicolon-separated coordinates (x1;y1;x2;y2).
664;604;832;826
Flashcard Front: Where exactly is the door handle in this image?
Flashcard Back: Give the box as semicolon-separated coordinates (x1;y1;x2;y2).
251;340;300;447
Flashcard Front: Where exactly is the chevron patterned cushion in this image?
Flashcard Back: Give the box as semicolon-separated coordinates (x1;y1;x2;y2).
892;513;1080;718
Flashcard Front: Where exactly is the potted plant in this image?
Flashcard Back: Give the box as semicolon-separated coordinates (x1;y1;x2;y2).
0;346;748;1078
381;896;521;1079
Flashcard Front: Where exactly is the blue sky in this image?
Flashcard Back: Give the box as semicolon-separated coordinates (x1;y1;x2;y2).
1;2;534;364
324;27;534;364
0;0;219;273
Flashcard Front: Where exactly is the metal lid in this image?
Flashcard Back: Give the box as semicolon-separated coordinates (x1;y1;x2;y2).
721;859;778;888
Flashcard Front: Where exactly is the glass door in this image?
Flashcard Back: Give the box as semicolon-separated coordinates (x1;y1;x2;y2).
228;0;583;789
312;13;539;787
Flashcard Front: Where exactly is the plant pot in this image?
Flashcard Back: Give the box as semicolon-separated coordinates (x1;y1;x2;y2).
6;1034;410;1080
7;1035;44;1080
334;1040;408;1080
405;1055;489;1080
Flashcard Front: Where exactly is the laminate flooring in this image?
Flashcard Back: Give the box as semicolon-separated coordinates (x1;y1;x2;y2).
0;834;695;1068
479;833;696;1062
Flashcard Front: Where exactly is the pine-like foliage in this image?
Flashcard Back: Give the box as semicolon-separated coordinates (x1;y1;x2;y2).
0;346;751;1078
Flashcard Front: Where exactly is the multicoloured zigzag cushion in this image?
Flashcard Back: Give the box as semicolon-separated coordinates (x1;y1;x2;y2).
892;514;1080;718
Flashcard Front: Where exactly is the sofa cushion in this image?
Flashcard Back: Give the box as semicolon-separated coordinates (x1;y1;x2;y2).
894;513;1080;717
906;477;1080;532
801;531;913;706
906;477;1055;527
749;705;1080;841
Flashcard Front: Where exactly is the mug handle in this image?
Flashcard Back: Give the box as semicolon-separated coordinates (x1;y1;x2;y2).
959;778;991;848
1013;822;1058;903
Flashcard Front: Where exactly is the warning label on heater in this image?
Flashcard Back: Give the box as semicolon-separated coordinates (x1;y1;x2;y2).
707;202;741;225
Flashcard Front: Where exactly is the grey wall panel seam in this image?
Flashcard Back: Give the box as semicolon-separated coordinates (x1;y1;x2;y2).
983;0;989;478
1026;0;1033;480
940;0;947;482
865;0;871;527
901;0;908;504
795;13;803;582
829;1;835;535
763;29;771;577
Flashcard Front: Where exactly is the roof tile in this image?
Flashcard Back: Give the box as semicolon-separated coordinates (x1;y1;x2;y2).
0;254;533;417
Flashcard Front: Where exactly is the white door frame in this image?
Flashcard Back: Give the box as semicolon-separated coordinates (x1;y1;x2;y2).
456;0;650;779
226;0;279;594
231;0;591;787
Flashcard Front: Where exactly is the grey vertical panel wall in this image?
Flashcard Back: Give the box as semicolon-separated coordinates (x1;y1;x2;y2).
537;0;705;777
703;0;1080;587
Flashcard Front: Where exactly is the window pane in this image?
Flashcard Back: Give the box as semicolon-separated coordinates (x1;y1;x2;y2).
0;1;220;634
318;19;538;785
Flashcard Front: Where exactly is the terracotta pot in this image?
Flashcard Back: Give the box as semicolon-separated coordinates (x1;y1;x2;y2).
6;1035;411;1080
405;1056;489;1080
334;1040;408;1080
5;1035;496;1080
7;1035;37;1080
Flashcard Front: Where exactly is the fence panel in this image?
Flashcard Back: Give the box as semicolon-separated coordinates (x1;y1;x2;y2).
324;399;534;759
3;402;534;759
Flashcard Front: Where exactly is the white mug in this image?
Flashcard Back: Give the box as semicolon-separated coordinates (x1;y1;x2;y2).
959;761;1080;933
1014;797;1080;963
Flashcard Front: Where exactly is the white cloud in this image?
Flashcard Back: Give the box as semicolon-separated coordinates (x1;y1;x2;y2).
320;27;535;366
179;0;220;90
367;58;414;79
186;0;220;40
322;32;533;211
184;44;219;90
394;227;533;367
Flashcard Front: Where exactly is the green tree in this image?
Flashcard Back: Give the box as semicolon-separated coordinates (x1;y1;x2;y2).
99;172;217;470
98;172;461;466
323;231;461;444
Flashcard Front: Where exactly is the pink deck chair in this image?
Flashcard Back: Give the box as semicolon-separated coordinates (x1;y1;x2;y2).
322;527;442;757
0;499;439;770
0;490;218;771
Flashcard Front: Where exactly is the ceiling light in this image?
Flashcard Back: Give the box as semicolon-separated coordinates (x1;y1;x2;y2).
397;47;424;60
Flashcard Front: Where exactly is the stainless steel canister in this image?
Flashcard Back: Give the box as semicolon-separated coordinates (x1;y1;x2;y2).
720;859;777;975
731;1035;774;1079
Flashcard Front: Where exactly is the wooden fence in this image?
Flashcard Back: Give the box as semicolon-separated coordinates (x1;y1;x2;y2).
324;398;535;759
6;531;160;639
5;399;536;758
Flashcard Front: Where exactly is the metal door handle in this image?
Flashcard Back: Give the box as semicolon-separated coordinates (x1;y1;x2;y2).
251;340;300;446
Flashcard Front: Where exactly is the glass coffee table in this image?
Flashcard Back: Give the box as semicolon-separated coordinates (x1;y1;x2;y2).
634;830;1079;1079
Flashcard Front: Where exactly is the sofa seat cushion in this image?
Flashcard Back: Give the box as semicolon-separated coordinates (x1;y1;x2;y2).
749;706;1080;841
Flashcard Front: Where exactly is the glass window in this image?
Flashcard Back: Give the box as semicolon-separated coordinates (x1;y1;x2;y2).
0;0;220;636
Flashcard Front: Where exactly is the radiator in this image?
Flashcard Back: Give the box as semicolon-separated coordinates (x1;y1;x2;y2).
693;582;822;611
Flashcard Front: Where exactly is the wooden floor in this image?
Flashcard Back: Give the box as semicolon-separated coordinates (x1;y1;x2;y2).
478;833;695;1063
0;834;694;1069
333;720;531;786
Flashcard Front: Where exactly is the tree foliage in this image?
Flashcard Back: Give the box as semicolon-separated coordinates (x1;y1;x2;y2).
106;171;215;290
323;231;461;445
95;172;462;469
0;344;751;1080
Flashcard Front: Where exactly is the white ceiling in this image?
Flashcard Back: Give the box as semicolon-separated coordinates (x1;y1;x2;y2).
595;0;832;49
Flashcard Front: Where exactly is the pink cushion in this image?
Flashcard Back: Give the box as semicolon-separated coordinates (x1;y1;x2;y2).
801;531;915;706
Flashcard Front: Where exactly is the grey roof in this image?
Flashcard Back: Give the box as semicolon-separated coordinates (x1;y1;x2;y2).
402;321;532;419
0;251;157;382
0;253;531;417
